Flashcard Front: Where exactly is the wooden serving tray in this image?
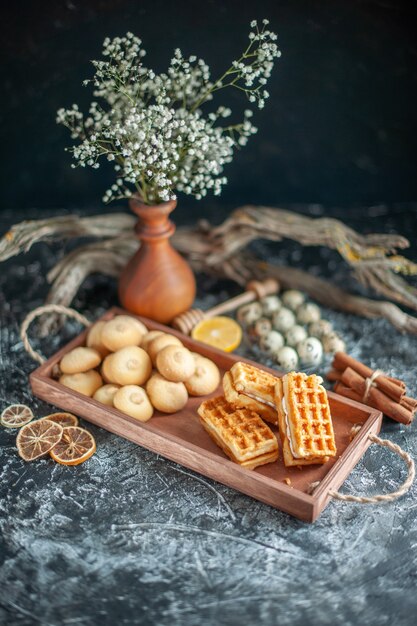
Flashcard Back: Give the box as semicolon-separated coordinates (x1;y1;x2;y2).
30;306;383;522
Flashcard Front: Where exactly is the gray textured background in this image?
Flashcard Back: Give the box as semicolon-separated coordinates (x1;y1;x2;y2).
1;207;417;626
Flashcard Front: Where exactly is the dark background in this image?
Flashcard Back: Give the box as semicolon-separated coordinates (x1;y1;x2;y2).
1;0;417;216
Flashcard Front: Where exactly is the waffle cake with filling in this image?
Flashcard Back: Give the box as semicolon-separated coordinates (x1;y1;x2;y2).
275;371;337;467
223;371;278;425
197;396;279;470
224;362;278;425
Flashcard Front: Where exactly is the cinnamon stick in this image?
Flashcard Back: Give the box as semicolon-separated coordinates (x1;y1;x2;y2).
333;352;405;403
326;369;343;383
401;396;417;412
334;382;362;403
341;367;413;425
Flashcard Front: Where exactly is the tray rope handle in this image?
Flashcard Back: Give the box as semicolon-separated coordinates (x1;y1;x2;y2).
20;304;91;365
309;425;415;504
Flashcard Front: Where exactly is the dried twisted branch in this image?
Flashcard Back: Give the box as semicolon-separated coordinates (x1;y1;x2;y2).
1;205;417;334
0;213;134;260
173;206;417;310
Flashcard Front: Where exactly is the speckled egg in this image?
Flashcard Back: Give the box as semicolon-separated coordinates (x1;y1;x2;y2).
276;346;299;371
308;320;333;338
272;307;296;334
296;337;323;367
237;302;262;326
259;330;285;354
296;302;321;325
285;324;308;347
252;317;272;338
281;290;305;311
261;295;282;317
322;333;346;354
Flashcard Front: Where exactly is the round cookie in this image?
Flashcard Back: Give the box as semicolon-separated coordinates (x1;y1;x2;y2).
147;333;183;365
60;347;102;374
105;346;152;386
113;385;154;422
141;330;165;352
101;354;115;383
86;321;110;357
156;345;195;382
59;370;103;397
101;315;147;351
185;354;220;396
146;373;188;413
93;384;121;406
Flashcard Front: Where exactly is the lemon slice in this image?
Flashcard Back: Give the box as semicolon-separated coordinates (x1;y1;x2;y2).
41;412;79;428
191;316;242;352
50;427;96;466
1;404;34;428
16;419;63;461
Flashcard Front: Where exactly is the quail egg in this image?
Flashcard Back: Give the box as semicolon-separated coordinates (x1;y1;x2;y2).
237;302;262;326
261;295;282;317
272;307;296;333
285;324;308;347
281;290;305;311
308;320;333;338
296;302;321;325
259;330;285;354
252;317;272;338
276;346;299;371
322;333;346;354
296;337;323;367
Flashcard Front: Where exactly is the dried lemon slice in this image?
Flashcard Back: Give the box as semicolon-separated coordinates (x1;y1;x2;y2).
41;412;79;428
191;316;242;352
1;404;34;428
16;419;63;461
50;427;96;466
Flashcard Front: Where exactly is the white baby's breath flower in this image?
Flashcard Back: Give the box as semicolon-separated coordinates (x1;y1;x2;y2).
57;20;280;204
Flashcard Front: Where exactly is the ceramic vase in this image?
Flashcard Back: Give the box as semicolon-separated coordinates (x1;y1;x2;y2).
118;196;196;323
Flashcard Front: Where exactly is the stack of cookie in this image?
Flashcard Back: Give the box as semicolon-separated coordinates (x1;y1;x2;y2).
58;315;220;422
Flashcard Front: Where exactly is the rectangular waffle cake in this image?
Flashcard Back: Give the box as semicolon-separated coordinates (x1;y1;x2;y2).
223;371;278;425
197;396;279;470
224;362;278;425
275;371;337;467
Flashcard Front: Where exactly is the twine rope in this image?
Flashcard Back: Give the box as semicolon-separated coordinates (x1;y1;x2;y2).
330;425;414;503
362;368;384;401
20;304;90;364
308;424;415;504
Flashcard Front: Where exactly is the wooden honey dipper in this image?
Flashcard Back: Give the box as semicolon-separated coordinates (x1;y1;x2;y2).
172;278;279;335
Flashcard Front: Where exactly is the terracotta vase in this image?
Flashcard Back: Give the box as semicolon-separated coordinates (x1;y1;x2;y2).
118;196;196;323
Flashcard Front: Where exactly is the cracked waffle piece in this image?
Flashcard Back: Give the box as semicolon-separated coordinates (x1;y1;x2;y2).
197;396;278;470
275;371;336;467
223;372;278;425
229;362;278;409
